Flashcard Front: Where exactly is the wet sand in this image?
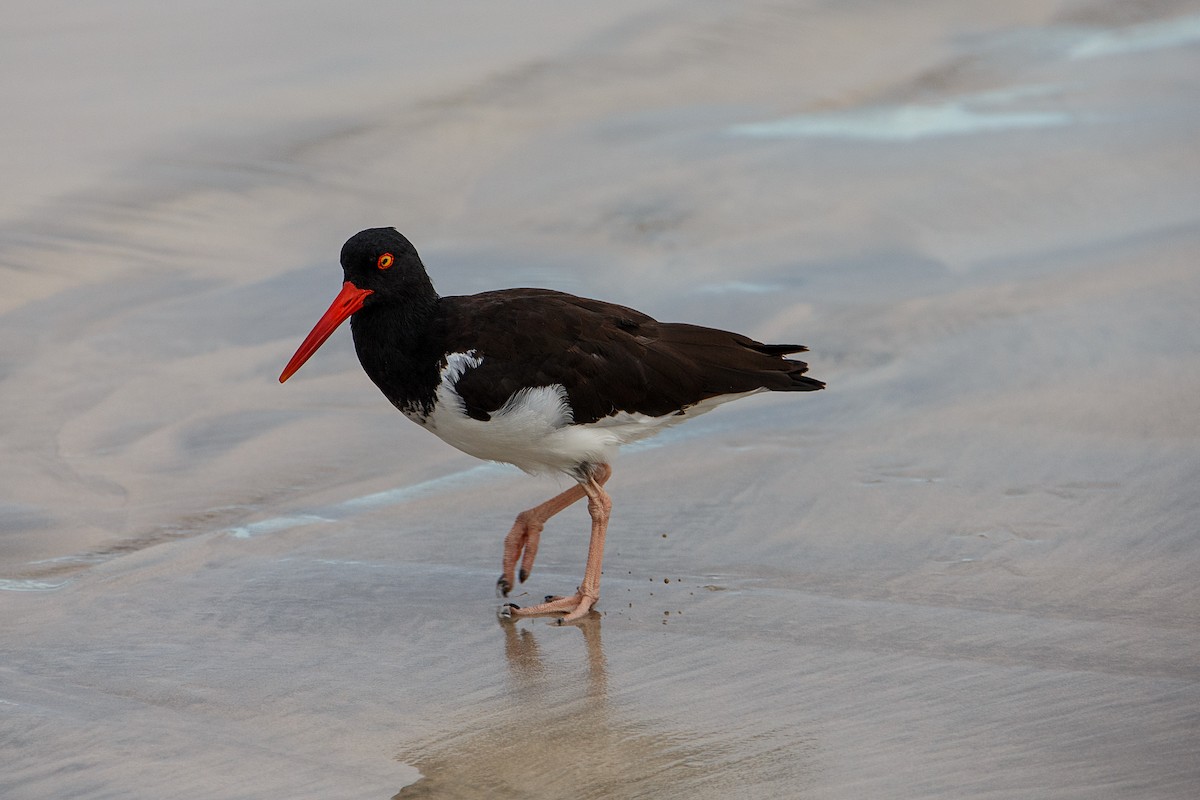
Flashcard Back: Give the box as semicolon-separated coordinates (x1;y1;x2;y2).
3;1;1199;797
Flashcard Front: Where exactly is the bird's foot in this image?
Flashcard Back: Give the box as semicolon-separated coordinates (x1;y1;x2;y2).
500;590;597;624
496;571;528;598
498;513;545;597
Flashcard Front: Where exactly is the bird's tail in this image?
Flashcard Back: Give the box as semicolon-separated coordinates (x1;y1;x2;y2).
751;342;825;392
652;324;825;395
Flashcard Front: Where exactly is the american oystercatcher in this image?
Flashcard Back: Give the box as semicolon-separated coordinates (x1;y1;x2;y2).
280;228;824;622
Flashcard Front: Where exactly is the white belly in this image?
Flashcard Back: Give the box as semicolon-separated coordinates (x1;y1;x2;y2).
407;351;761;475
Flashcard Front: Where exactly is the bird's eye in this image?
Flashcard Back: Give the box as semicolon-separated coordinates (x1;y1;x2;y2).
377;253;395;270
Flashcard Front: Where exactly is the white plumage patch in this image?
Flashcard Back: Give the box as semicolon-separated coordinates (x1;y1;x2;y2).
412;351;763;475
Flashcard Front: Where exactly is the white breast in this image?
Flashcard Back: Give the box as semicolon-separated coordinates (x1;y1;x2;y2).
410;351;761;475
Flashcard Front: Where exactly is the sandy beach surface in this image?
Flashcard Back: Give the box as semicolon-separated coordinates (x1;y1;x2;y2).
3;1;1199;797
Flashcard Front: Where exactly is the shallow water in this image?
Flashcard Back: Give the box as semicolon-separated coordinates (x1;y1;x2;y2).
3;1;1199;797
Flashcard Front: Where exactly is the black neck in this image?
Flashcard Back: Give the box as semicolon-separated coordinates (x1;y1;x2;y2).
351;295;443;416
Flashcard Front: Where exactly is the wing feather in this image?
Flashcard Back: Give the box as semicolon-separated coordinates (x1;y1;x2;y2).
437;290;823;425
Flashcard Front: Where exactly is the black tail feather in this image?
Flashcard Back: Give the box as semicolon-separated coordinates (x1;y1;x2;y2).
755;342;808;357
783;364;825;391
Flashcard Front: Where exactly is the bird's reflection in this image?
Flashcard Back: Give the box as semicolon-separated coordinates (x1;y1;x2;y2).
500;614;608;704
394;616;676;800
394;614;815;799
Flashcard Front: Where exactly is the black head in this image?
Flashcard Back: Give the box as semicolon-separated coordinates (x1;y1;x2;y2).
338;227;436;302
278;227;437;383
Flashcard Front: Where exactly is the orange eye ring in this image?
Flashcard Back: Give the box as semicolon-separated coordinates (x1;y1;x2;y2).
377;252;395;270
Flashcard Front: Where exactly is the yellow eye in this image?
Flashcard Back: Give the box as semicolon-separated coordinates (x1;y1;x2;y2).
377;252;394;270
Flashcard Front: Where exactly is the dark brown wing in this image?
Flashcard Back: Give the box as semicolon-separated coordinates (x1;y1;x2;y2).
437;289;823;424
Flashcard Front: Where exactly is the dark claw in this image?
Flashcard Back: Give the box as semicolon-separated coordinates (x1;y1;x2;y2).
519;568;529;583
497;576;512;597
545;595;555;603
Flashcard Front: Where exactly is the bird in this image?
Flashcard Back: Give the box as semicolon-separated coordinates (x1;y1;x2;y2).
279;228;824;622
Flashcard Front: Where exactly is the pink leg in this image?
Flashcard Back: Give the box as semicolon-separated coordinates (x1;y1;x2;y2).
507;467;613;623
497;463;611;596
